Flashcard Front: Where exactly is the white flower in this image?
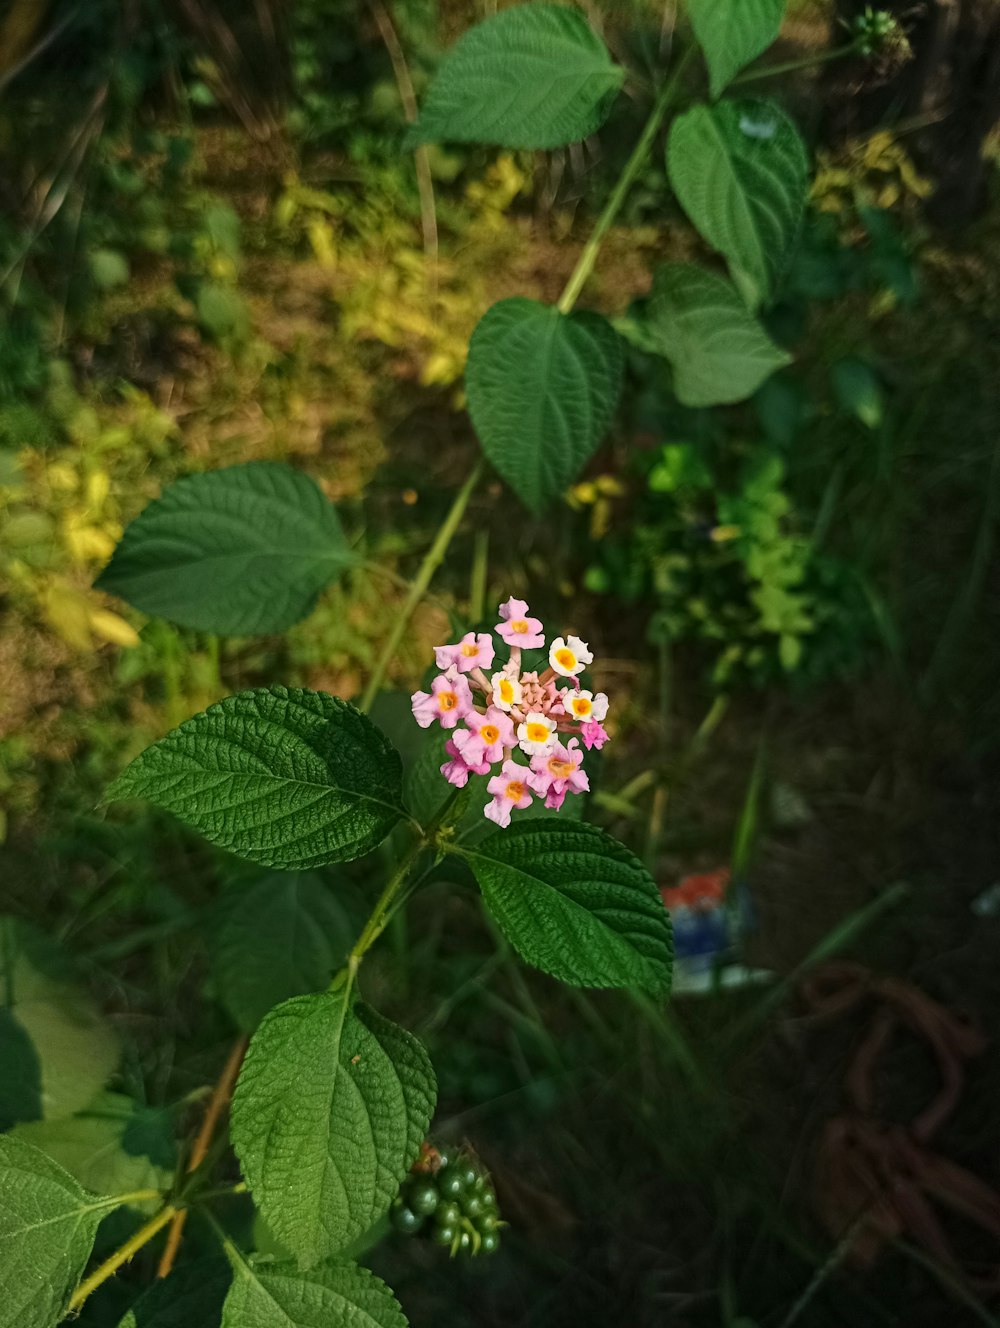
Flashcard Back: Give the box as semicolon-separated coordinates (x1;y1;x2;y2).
490;670;523;712
549;634;593;678
591;692;608;722
564;689;595;721
516;710;558;756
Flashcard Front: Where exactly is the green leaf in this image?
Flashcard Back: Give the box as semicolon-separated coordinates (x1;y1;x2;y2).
0;1135;122;1328
105;687;404;870
831;356;884;429
687;0;786;98
212;872;355;1030
221;1258;406;1328
231;993;435;1266
409;3;623;149
95;462;353;635
667;99;809;308
0;917;119;1127
11;1092;174;1208
638;264;791;407
464;822;673;994
466;298;623;512
117;1259;232;1328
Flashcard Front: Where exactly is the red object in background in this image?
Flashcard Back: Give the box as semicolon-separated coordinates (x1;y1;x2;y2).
660;868;730;912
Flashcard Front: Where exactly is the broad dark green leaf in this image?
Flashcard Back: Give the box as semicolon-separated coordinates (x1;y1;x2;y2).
687;0;786;98
95;461;352;635
464;822;673;994
11;1092;174;1208
117;1259;231;1328
631;264;790;407
212;872;355;1030
668;99;809;308
230;994;436;1265
0;1135;123;1328
0;917;119;1127
221;1258;406;1328
409;3;623;149
105;687;404;869
466;298;623;512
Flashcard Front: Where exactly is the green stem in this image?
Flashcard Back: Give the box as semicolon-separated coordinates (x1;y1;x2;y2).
730;40;861;87
557;47;695;315
359;460;484;713
68;1202;178;1311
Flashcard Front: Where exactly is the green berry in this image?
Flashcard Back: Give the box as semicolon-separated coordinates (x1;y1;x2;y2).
481;1230;500;1254
390;1201;422;1235
462;1193;484;1219
438;1166;464;1199
457;1230;471;1253
479;1188;497;1210
459;1163;478;1190
432;1223;456;1246
479;1212;497;1232
409;1181;439;1216
435;1201;461;1228
434;1148;452;1171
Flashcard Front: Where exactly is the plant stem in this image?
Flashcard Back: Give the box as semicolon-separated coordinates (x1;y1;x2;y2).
557;47;694;315
730;40;861;87
156;1034;249;1279
359;460;484;713
68;1203;178;1311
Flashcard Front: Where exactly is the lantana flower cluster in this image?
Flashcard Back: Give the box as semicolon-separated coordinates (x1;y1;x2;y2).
411;598;609;828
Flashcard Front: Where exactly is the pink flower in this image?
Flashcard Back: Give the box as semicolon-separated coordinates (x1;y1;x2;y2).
440;736;489;787
454;706;514;766
495;597;544;649
411;671;473;730
579;720;609;751
527;738;590;810
434;632;496;674
484;759;533;828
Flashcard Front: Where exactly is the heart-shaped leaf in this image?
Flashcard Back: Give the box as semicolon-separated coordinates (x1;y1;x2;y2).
687;0;786;98
230;994;436;1266
630;264;791;407
105;687;404;870
409;3;623;148
463;821;673;995
668;99;809;308
95;461;353;635
466;298;623;512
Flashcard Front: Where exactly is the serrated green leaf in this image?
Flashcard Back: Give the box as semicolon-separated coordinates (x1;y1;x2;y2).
409;3;623;149
687;0;786;98
466;298;623;512
668;99;809;308
0;917;119;1127
231;994;435;1266
105;687;404;870
221;1257;406;1328
11;1092;174;1209
0;1135;123;1328
638;264;791;407
463;822;673;994
212;872;355;1030
95;462;352;635
117;1259;232;1328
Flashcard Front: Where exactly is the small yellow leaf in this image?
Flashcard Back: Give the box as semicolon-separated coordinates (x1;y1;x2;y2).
89;608;140;648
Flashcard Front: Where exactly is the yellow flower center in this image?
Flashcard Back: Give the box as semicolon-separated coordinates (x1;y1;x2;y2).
555;647;577;671
438;692;458;711
548;757;573;779
461;642;479;656
498;678;514;703
505;780;525;801
570;697;592;717
481;724;500;744
511;618;529;634
526;722;550;743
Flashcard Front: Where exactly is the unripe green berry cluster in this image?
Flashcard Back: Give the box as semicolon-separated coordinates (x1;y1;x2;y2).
852;6;902;57
391;1144;501;1256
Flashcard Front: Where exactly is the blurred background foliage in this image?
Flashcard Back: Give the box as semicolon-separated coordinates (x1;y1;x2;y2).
2;1;1000;1325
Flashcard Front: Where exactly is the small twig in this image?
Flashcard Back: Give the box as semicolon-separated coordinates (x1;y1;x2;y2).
368;0;438;280
156;1034;249;1279
69;1203;178;1312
